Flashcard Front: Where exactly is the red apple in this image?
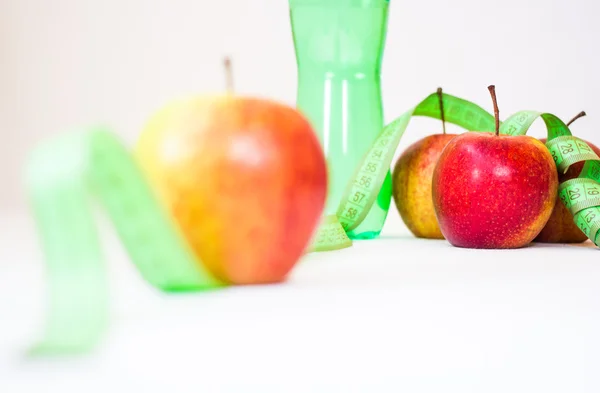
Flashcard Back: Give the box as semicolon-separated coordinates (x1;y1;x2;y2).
135;95;327;285
534;137;600;243
431;86;558;249
393;134;456;239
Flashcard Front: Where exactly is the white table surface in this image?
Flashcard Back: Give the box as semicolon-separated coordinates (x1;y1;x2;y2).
1;210;600;393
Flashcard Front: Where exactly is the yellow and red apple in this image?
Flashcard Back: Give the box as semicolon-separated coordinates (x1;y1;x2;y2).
135;95;327;285
393;133;456;239
392;88;457;239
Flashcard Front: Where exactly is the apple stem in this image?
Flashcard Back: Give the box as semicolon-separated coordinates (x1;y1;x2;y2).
437;87;446;135
566;111;586;127
488;85;500;136
224;56;234;93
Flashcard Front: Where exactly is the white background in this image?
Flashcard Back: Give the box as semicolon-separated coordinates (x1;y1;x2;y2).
2;0;600;392
2;0;600;211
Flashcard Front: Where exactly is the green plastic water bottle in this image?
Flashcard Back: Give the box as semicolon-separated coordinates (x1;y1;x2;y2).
289;0;392;240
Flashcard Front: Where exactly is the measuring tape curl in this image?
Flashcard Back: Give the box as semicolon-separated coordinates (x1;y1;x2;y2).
310;92;497;251
499;111;600;246
26;129;221;354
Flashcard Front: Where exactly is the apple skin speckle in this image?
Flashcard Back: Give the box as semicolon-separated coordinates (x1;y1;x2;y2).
432;132;558;249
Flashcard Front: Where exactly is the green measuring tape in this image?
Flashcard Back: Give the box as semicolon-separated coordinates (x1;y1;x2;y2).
499;111;600;246
26;130;221;355
25;92;600;356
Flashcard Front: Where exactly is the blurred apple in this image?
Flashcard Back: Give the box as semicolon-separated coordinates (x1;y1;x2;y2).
135;93;327;285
